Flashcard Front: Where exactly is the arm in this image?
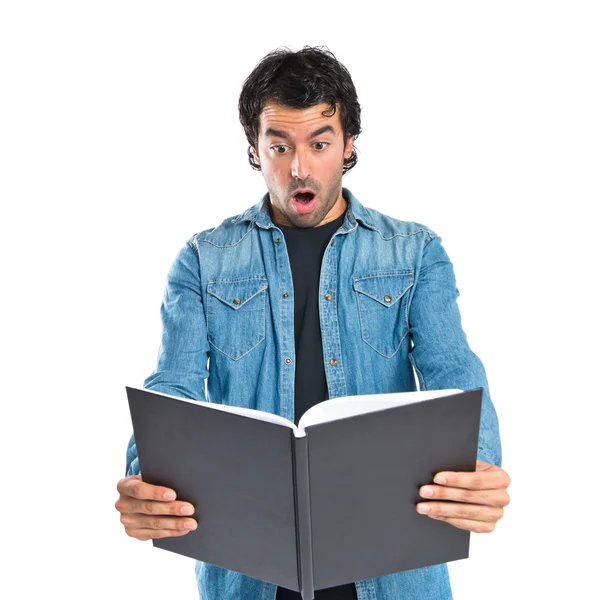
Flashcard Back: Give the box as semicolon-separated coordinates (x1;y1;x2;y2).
116;240;208;541
408;233;501;467
126;240;210;476
409;234;510;533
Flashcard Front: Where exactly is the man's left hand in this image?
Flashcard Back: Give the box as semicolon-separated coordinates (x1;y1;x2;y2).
416;460;511;533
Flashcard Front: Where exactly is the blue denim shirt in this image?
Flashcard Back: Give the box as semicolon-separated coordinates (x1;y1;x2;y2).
125;187;502;600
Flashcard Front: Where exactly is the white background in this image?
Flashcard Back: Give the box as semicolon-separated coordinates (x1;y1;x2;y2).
1;1;598;598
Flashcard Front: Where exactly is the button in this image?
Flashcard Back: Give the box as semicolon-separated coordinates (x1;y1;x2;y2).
330;239;335;246
274;237;281;244
324;293;332;301
384;295;392;303
285;357;292;365
233;298;241;305
282;292;289;299
329;358;338;366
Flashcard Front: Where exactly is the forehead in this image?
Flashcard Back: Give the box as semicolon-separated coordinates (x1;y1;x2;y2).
258;101;341;137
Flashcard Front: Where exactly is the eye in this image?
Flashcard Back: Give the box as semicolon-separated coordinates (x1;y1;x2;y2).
313;142;329;151
271;145;289;154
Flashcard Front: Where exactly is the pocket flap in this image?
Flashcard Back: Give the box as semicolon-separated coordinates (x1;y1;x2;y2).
207;278;268;310
352;272;414;307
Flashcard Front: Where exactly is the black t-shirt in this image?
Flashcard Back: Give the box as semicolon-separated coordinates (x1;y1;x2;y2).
275;210;358;600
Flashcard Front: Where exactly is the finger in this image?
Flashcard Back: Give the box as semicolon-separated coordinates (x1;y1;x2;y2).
121;514;198;531
116;474;141;493
426;515;497;534
126;527;192;541
416;501;503;522
117;476;177;501
433;465;510;491
118;499;195;517
419;484;510;508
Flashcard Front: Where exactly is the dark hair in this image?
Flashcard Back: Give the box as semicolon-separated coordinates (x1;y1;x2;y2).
238;45;362;174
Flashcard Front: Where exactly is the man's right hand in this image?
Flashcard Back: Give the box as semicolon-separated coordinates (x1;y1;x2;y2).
115;474;198;541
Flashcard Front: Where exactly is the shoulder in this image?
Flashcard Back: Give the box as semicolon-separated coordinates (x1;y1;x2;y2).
185;212;258;251
356;203;438;243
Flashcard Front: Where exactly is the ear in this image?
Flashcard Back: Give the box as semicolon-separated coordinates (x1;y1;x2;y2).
251;146;261;166
344;136;355;159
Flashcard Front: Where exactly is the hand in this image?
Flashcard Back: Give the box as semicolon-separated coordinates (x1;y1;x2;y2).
115;474;198;541
415;460;511;533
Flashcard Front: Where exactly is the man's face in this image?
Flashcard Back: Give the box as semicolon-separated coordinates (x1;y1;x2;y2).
252;101;354;228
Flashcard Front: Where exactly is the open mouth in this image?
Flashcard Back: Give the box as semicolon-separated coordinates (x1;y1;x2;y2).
293;191;316;203
291;190;317;214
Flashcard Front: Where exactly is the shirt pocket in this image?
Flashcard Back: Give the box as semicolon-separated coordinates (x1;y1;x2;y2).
352;270;414;358
206;277;268;360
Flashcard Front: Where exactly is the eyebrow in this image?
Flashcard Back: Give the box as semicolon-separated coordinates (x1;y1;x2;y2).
264;125;336;140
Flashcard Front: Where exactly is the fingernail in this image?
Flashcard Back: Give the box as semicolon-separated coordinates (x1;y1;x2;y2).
417;503;431;514
163;491;176;500
420;486;434;497
184;520;197;529
434;475;447;485
180;505;194;515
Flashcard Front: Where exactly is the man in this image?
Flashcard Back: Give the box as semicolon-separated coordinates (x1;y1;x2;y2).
115;46;510;600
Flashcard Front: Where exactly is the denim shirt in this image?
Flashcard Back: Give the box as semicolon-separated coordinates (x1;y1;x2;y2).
125;187;502;600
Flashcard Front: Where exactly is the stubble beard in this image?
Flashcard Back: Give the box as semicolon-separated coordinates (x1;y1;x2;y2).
271;168;343;229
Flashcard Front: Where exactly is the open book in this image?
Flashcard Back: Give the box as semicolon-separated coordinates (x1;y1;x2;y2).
126;386;482;600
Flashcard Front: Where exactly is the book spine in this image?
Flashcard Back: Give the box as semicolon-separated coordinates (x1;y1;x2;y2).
292;434;314;600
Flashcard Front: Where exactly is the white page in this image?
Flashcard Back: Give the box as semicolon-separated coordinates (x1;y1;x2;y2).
131;386;298;430
132;387;462;439
296;389;463;433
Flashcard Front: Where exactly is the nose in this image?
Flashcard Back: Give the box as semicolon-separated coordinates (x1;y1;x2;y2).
291;149;311;180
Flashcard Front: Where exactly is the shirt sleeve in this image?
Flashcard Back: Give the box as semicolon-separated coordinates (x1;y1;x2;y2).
125;240;210;476
408;233;502;467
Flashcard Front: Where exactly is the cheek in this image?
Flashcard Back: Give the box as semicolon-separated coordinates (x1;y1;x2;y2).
262;163;288;192
267;162;287;183
318;152;344;177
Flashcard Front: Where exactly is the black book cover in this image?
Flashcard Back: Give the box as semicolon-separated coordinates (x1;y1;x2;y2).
126;387;482;600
